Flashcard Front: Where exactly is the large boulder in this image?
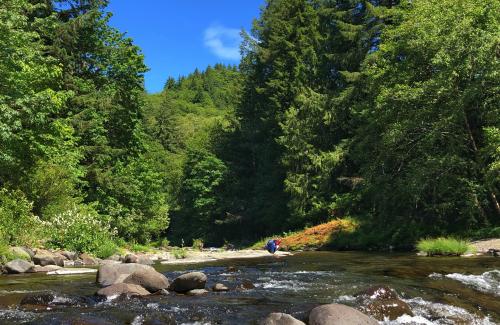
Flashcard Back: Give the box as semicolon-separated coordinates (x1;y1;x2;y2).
33;250;65;267
123;269;169;293
260;313;305;325
309;304;378;325
169;271;207;293
96;283;149;298
97;263;156;287
5;259;34;274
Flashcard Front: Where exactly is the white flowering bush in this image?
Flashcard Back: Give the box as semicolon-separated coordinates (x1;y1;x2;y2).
47;205;118;258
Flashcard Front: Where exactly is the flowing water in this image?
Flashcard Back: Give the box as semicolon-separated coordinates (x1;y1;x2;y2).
0;251;499;324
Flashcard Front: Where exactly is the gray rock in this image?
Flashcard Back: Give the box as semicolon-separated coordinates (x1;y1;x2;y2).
260;313;305;325
33;252;57;266
186;289;208;296
309;304;378;325
123;269;169;293
97;263;156;287
137;255;154;265
61;250;77;261
96;283;149;298
124;254;138;263
169;271;207;293
20;247;35;258
79;253;98;265
5;259;34;274
212;283;229;292
63;260;75;267
106;254;121;261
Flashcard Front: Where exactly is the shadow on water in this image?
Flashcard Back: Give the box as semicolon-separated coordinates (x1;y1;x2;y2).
0;251;498;324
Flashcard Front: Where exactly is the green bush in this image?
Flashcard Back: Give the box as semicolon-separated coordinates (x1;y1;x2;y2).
192;238;204;251
0;188;45;247
130;243;153;253
172;247;187;259
417;237;474;256
46;204;117;257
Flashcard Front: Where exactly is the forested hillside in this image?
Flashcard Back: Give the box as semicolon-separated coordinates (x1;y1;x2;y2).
0;0;498;256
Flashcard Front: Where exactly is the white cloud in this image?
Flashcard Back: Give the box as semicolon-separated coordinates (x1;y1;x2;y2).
204;25;241;60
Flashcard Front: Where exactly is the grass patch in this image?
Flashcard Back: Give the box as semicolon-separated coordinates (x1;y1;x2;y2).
250;218;358;251
130;243;155;253
417;237;474;256
172;247;188;259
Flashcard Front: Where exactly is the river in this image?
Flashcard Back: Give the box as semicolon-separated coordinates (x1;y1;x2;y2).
0;251;499;324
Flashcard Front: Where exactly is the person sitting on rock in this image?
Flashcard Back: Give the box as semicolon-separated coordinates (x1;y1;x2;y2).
265;238;282;254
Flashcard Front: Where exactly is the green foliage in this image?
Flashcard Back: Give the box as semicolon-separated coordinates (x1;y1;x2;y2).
0;189;44;246
46;205;117;257
192;239;204;251
172;247;188;259
417;238;474;256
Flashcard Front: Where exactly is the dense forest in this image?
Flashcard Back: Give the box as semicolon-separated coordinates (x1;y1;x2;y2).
0;0;498;256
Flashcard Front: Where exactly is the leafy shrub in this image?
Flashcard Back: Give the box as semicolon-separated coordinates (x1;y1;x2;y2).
192;238;204;251
172;247;187;259
130;243;153;253
0;188;45;246
152;238;170;249
46;204;117;257
417;237;474;256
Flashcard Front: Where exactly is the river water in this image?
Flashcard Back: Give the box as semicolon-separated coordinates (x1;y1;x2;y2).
0;251;499;324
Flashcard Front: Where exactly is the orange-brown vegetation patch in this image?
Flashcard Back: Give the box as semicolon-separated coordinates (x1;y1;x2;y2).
281;219;357;251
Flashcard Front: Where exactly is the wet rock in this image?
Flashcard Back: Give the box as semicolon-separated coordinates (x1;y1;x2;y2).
124;254;138;263
309;304;378;325
5;259;34;274
212;283;229;292
488;249;499;257
356;285;399;300
169;271;207;293
123;269;169;293
20;292;93;309
227;266;238;272
97;263;156;287
260;312;305;325
186;289;208;296
365;299;413;321
29;265;62;273
236;279;255;290
96;283;150;298
80;253;98;265
9;247;31;260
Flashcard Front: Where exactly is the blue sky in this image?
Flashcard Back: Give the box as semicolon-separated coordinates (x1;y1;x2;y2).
107;1;264;93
